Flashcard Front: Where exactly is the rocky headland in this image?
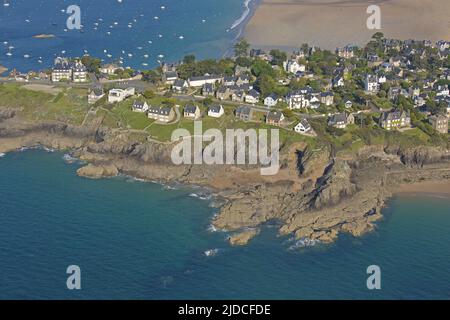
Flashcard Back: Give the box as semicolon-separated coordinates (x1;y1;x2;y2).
1;108;449;246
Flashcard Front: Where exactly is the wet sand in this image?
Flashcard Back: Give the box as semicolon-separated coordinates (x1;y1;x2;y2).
245;0;450;50
395;180;450;198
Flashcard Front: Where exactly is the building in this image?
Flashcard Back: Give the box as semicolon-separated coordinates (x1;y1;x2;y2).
365;75;379;93
51;57;87;82
264;93;279;108
336;45;355;59
429;114;448;134
147;106;175;123
208;105;224;118
100;64;122;75
202;83;215;96
235;106;252;122
245;89;260;104
283;60;305;74
88;87;105;104
332;75;345;88
320;92;334;106
172;79;188;92
266;111;285;126
108;87;135;103
328;112;355;129
286;88;312;109
162;71;178;85
294;119;312;134
132;100;149;113
188;75;222;87
184;105;201;120
216;86;231;100
51;57;73;82
379;110;411;130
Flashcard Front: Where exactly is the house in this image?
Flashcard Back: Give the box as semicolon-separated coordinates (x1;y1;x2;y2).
264;93;279;108
294;119;312;134
328;112;355;129
245;89;260;104
51;57;88;82
367;54;383;67
435;84;449;97
216;86;231;100
235;106;252;122
163;71;178;85
236;75;250;86
365;75;379;93
72;61;88;82
202;83;215;96
266;111;285;126
286;88;313;109
231;90;246;103
388;87;402;100
132;100;149;113
51;57;73;82
108;87;135;103
429;115;448;134
100;63;122;75
184;104;201;120
208;105;224;118
336;45;355;59
379;110;411;130
223;76;236;86
283;60;305;74
147;106;175;123
188;75;222;87
332;75;345;88
172;79;188;92
88;87;105;104
320;92;334;106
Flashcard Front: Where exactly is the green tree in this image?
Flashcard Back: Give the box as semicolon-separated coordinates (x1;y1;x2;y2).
234;38;250;57
183;55;196;64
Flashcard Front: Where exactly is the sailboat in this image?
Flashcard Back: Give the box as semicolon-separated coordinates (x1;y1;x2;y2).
4;1;10;7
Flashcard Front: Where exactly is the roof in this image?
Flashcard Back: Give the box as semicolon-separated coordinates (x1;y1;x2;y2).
266;93;278;100
247;89;260;98
236;106;251;116
164;71;178;79
189;75;221;82
381;110;410;121
173;79;187;87
299;119;311;129
267;111;284;122
329;112;350;124
133;100;147;108
208;105;223;113
184;104;199;113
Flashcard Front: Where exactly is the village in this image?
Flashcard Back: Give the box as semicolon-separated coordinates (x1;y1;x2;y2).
1;33;449;144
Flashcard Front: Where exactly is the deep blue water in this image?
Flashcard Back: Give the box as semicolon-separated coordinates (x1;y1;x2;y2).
0;150;449;299
0;0;252;72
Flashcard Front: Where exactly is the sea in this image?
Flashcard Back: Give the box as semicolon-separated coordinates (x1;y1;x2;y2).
0;149;449;299
0;0;257;72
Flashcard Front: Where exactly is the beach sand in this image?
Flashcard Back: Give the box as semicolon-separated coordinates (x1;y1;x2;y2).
245;0;450;50
395;180;450;197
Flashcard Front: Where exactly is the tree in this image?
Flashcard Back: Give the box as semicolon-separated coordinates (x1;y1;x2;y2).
269;49;287;66
143;90;155;99
234;38;250;57
372;32;384;41
183;55;196;64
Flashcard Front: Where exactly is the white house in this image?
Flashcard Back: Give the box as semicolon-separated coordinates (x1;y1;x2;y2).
294;119;312;134
108;87;135;103
283;60;305;74
132;100;149;112
100;63;122;75
264;93;278;108
208;105;224;118
365;75;379;93
88;87;105;104
188;75;223;87
172;79;188;92
245;89;260;104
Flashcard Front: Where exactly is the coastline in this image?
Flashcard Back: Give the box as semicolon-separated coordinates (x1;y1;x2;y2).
1;111;449;247
244;0;450;50
394;180;450;198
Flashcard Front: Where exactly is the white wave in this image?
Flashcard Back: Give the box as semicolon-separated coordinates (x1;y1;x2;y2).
230;0;252;30
207;224;218;233
288;237;321;250
0;153;5;158
204;249;220;257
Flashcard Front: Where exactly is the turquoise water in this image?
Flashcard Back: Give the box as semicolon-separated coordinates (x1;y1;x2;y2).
0;0;250;71
0;150;449;299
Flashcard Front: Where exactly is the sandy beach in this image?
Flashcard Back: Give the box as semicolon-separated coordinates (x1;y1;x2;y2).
395;180;450;197
245;0;450;50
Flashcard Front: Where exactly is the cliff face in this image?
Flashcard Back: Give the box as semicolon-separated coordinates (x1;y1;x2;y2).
1;110;449;247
